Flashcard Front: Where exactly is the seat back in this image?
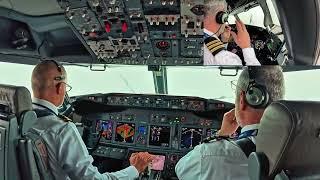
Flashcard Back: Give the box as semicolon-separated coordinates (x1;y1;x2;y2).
0;84;53;180
0;84;33;180
248;100;320;180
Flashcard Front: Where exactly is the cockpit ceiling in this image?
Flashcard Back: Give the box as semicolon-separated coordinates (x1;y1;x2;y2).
0;0;63;16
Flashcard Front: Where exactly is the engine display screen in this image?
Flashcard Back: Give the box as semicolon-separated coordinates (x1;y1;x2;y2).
115;123;135;143
149;126;171;147
181;127;203;149
96;120;113;140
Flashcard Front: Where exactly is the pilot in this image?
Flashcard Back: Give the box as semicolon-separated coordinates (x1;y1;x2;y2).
203;0;261;66
30;60;154;180
175;66;285;179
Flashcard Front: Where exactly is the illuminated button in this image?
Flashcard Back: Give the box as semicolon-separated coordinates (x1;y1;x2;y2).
172;34;176;38
104;21;111;33
121;22;128;32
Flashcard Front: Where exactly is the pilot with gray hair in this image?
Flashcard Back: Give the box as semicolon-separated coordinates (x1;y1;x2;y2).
175;66;285;179
203;0;261;66
29;60;154;180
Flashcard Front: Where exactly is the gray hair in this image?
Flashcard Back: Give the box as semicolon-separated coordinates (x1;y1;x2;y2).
204;0;228;18
236;66;285;104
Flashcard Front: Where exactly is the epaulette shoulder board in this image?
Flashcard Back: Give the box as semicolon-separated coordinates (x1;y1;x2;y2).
58;114;72;122
204;36;225;56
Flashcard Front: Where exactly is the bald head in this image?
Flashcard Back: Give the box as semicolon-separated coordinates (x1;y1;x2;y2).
31;60;67;106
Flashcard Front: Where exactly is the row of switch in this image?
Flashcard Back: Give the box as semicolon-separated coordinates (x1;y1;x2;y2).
145;15;179;26
147;0;176;5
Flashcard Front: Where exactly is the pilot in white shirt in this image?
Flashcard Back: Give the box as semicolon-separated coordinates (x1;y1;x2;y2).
203;28;260;66
29;60;154;180
175;66;285;180
175;124;259;180
31;98;140;180
202;0;261;66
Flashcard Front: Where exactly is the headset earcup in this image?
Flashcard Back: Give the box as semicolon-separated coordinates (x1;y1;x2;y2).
245;84;269;109
216;11;229;24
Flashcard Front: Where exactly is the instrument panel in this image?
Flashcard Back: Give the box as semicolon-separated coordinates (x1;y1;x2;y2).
73;93;233;179
57;0;204;65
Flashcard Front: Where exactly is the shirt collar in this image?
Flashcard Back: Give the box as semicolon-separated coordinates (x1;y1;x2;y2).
203;28;218;39
241;124;260;134
32;97;59;115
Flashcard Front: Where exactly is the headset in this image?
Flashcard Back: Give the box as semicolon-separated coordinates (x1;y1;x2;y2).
40;59;64;81
216;11;229;24
245;67;270;109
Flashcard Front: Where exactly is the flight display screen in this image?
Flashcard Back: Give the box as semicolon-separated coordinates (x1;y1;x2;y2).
115;122;135;143
180;127;203;149
96;120;113;140
149;126;171;147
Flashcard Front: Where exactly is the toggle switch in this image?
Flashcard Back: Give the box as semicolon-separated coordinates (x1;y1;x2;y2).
108;7;112;13
171;17;175;25
115;6;119;12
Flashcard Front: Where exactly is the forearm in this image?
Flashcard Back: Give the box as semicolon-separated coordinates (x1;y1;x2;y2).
105;166;139;180
242;48;261;65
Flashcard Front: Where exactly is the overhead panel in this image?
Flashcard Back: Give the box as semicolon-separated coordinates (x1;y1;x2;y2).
56;0;204;65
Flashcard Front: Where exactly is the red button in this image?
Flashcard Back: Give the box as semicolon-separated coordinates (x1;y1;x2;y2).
122;22;128;32
104;21;111;33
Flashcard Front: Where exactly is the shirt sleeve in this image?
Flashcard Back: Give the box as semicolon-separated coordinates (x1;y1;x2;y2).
175;145;202;180
56;123;139;180
242;48;261;65
175;142;249;180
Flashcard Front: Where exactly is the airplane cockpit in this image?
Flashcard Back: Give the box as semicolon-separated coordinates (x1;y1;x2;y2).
1;0;320;180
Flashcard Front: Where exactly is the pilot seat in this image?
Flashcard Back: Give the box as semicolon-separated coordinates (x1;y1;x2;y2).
0;84;52;180
248;100;320;180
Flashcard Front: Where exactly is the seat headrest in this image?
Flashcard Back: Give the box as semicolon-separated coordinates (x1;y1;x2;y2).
256;100;320;177
0;84;32;117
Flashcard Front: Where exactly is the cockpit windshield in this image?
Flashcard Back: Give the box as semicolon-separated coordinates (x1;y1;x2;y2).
1;62;320;103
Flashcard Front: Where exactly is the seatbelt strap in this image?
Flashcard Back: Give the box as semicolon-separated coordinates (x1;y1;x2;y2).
235;138;256;157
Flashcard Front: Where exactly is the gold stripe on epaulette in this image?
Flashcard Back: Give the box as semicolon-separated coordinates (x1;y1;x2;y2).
209;44;225;53
205;40;220;47
207;42;223;50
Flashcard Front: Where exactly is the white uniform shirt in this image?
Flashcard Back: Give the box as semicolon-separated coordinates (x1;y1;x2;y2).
203;29;261;66
175;124;259;180
31;98;139;180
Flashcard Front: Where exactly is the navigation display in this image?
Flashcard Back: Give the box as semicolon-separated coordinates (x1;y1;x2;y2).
96;120;113;140
181;127;203;149
115;123;135;143
149;126;171;147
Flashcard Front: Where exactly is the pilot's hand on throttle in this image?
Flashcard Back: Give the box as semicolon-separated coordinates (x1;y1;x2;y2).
221;25;231;43
130;152;155;173
218;108;239;136
230;20;251;49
